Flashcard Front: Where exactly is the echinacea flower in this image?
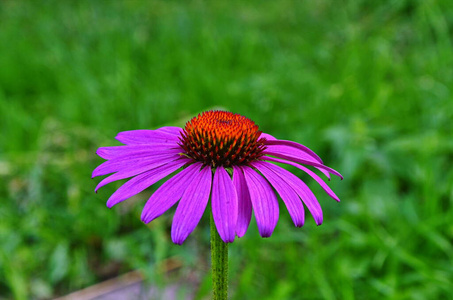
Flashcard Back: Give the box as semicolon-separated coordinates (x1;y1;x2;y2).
92;111;342;245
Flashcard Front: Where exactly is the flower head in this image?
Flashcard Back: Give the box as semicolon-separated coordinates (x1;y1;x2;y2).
92;111;342;245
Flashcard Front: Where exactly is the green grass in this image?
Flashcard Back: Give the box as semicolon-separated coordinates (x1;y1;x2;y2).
1;1;452;299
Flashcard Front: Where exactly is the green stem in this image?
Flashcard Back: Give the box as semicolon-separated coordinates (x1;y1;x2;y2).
210;211;228;300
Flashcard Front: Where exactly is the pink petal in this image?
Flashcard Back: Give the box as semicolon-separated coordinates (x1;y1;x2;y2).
263;139;323;163
105;158;190;208
259;133;331;178
242;166;279;238
171;166;212;245
233;166;252;238
115;127;182;145
252;161;305;227
262;150;343;180
260;162;323;225
262;156;340;202
264;145;320;165
92;149;181;178
156;126;183;136
95;154;183;192
96;144;181;160
141;163;202;223
259;133;276;141
211;167;238;243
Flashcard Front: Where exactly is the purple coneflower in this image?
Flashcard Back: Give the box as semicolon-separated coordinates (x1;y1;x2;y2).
92;111;342;245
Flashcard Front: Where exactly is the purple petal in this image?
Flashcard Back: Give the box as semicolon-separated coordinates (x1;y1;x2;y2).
233;166;252;238
321;169;331;180
262;156;340;202
264;145;320;165
264;139;323;163
105;158;190;208
252;162;305;227
259;162;323;225
95;154;183;192
242;166;279;238
115;127;182;145
92;150;182;178
171;166;212;245
262;150;343;180
141;163;202;223
262;155;332;180
96;144;181;160
156;126;183;136
211;167;238;243
259;133;276;141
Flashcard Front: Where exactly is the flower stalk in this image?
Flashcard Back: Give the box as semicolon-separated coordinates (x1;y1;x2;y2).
210;210;228;300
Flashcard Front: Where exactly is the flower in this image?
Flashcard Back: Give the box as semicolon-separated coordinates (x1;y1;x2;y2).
92;111;342;245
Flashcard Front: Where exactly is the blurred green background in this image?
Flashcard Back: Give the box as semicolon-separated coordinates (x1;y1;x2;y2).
1;1;452;299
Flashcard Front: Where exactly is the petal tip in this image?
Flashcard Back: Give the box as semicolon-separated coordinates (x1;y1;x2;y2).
140;213;149;223
91;169;101;178
172;237;184;245
294;221;304;228
236;231;246;238
222;236;235;243
140;211;154;224
114;133;124;142
259;230;273;238
95;148;104;157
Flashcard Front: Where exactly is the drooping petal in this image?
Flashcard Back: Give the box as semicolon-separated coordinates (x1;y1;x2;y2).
141;163;202;223
259;134;331;178
171;166;212;245
95;154;183;192
211;167;238;243
252;161;305;227
263;139;323;163
264;145;320;165
115;127;181;145
262;145;331;179
262;156;340;202
96;144;181;160
260;162;323;225
242;166;279;238
92;149;182;178
233;166;252;238
262;150;343;180
105;158;190;208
